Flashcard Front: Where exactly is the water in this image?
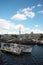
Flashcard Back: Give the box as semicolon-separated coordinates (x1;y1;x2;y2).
0;45;43;65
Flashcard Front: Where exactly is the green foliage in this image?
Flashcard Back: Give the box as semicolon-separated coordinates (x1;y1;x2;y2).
40;34;43;39
11;34;18;38
0;35;1;37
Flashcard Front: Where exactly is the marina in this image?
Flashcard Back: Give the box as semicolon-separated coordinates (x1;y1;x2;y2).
0;0;43;65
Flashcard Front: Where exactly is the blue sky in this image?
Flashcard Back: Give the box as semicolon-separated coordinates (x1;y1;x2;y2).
0;0;43;34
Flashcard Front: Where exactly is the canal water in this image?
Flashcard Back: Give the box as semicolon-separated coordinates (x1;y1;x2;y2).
0;45;43;65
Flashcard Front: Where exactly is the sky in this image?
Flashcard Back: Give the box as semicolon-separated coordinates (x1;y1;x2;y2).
0;0;43;34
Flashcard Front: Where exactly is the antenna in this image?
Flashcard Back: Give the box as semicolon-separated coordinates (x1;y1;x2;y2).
19;26;21;34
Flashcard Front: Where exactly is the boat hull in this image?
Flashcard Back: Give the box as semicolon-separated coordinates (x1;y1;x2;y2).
22;47;32;53
1;48;22;55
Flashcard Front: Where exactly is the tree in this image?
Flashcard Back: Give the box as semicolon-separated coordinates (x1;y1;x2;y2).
0;35;1;42
39;34;43;40
11;34;18;38
0;35;1;38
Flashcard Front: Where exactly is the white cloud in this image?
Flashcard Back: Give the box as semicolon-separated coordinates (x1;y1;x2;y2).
0;19;43;34
37;4;42;7
0;19;16;34
35;24;39;28
11;13;27;20
0;19;16;30
24;11;35;18
21;28;43;34
38;10;43;14
0;19;29;34
21;8;32;12
11;7;35;20
22;7;35;18
32;29;43;34
0;19;10;30
31;6;35;9
22;6;35;12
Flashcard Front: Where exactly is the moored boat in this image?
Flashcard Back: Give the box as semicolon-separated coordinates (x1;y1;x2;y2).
18;45;32;53
22;47;32;53
0;43;33;55
1;43;22;55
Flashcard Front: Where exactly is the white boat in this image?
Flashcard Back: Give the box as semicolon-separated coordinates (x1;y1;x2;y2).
1;43;32;54
18;45;32;53
10;43;32;53
1;43;22;55
9;44;22;55
22;47;32;53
